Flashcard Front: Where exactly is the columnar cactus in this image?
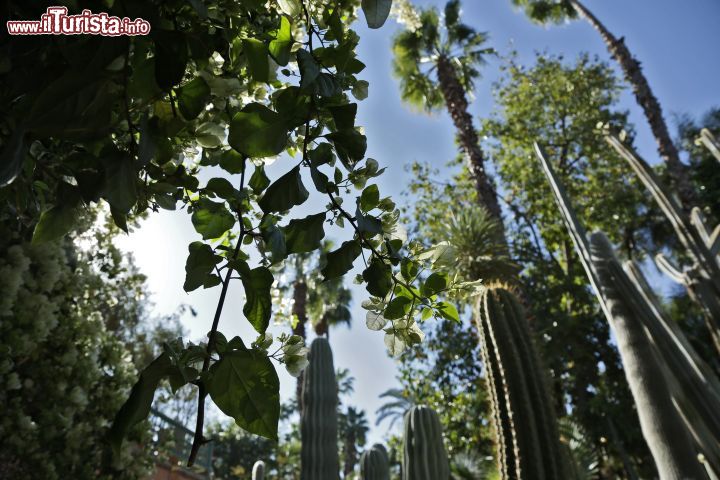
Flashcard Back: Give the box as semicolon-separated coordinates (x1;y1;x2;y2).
252;460;265;480
475;285;565;480
402;405;450;480
606;135;720;355
589;233;706;479
300;337;339;480
535;143;719;477
360;443;390;480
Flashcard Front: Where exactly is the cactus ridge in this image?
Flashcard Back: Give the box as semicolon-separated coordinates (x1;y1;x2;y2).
476;286;565;480
360;443;390;480
300;337;339;480
402;405;450;480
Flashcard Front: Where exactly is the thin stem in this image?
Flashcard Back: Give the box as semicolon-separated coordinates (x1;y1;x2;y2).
187;159;247;466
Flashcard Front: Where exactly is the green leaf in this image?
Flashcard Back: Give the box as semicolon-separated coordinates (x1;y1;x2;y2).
384;296;412;320
352;80;369;101
191;198;235;239
184;241;222;292
400;258;419;281
321;240;362;280
206;350;280;440
102;153;137;214
28;74;113;140
196;122;225;149
283;212;326;254
109;353;172;455
111;206;129;233
421;272;448;297
328;103;357;130
326;8;344;41
206;177;237;200
269;16;293;66
356;209;383;235
310;166;330;193
273;87;311;128
436;301;460;322
219;150;246;174
260;218;287;264
297;49;320;90
360;184;380;212
315;73;341;97
154;30;188;90
258;167;309;213
241;266;274;333
175;77;211;120
243;38;270;83
32;202;78;245
249;164;271;193
326;129;367;168
277;0;301;16
139;116;173;166
363;258;392;297
361;0;392;29
229;104;289;158
309;143;335;167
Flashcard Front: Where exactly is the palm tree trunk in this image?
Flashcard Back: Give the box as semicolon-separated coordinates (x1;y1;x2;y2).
436;55;505;229
343;432;357;477
293;279;308;411
569;0;696;210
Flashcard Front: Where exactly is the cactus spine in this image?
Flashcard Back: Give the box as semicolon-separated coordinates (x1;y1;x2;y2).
360;443;390;480
301;337;339;480
476;285;565;480
402;405;449;480
252;460;265;480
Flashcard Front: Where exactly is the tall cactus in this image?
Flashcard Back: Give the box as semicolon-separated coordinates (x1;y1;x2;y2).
252;460;265;480
360;443;390;480
606;135;720;354
402;405;450;480
301;337;339;480
475;285;566;480
589;233;705;479
535;143;719;477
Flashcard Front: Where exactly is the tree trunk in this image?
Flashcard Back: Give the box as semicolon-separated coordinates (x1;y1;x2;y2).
436;55;504;229
343;432;357;477
569;0;697;210
293;279;308;411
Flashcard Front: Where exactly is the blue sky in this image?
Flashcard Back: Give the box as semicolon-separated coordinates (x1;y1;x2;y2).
117;0;720;446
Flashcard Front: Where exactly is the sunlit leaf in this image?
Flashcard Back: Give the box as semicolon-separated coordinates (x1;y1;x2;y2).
241;266;274;333
229;104;289;158
192;198;235;239
176;77;211;120
269;16;293;66
206;350;280;440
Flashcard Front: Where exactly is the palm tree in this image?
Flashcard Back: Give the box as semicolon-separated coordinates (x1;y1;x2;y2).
339;406;369;477
511;0;696;210
308;276;352;338
392;0;502;227
375;388;415;431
